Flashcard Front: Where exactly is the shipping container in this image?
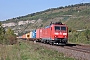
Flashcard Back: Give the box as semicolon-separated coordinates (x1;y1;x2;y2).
22;34;26;40
26;32;30;39
36;29;40;38
36;28;43;41
36;28;43;38
32;30;36;38
30;31;33;38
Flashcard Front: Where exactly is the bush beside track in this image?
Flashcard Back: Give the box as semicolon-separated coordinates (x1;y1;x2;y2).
0;22;17;45
68;29;90;44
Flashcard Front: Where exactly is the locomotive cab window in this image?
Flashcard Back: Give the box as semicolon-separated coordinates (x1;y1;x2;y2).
61;26;66;31
55;26;66;31
55;26;60;30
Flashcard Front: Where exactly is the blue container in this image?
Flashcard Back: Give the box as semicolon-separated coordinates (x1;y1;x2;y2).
32;30;36;38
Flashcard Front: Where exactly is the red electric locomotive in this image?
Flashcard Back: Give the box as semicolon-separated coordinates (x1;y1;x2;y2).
38;22;68;45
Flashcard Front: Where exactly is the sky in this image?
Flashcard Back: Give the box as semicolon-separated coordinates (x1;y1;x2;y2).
0;0;90;21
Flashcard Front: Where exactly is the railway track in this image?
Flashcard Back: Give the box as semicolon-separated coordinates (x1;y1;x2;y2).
35;42;90;60
20;39;90;60
38;42;90;54
63;45;90;53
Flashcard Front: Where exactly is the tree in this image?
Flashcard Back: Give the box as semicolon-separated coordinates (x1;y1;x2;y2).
6;28;17;45
0;22;5;44
6;28;14;35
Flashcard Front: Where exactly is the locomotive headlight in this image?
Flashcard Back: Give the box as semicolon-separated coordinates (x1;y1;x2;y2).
63;33;67;35
55;33;59;35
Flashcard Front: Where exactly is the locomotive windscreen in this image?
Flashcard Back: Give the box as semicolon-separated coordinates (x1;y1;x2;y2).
55;26;66;31
61;26;66;30
55;26;60;30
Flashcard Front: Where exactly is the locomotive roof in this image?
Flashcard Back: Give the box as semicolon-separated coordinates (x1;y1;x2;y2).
50;22;65;25
45;22;66;28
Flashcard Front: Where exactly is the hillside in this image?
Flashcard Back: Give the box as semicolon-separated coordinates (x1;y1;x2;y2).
1;3;90;36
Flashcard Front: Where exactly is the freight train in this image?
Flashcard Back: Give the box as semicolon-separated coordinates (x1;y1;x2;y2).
19;22;68;45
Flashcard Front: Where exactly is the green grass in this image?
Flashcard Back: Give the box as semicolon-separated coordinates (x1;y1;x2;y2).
0;40;76;60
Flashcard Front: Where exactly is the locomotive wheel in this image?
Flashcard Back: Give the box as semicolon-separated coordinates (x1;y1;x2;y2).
44;40;47;44
41;40;44;43
49;41;54;45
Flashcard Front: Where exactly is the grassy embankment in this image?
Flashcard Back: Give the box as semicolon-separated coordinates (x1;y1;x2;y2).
0;40;76;60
